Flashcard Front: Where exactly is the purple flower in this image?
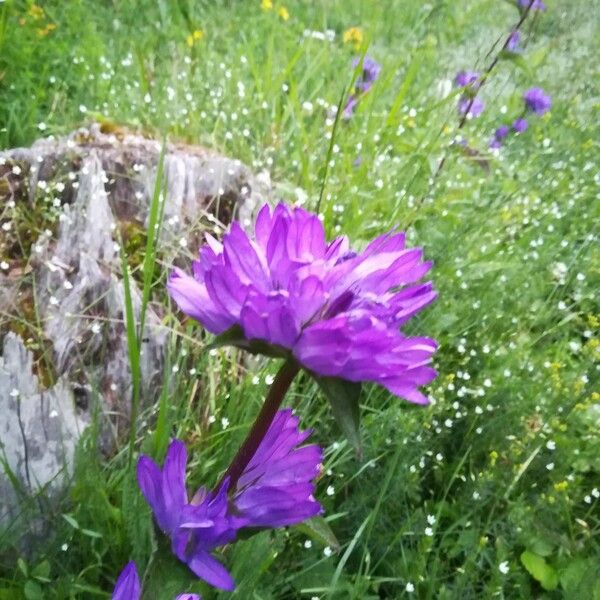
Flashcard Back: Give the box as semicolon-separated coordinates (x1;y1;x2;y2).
458;96;485;118
112;562;141;600
343;56;381;119
352;55;381;92
168;204;437;404
519;0;546;11
112;561;201;600
495;125;510;140
137;442;237;591
489;125;510;149
454;70;480;89
235;409;322;528
523;87;552;115
506;31;521;52
137;410;322;591
512;117;529;132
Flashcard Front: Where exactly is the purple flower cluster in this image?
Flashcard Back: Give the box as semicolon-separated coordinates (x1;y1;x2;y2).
489;87;550;150
112;562;199;600
454;70;485;118
136;409;322;591
168;203;437;404
343;55;381;118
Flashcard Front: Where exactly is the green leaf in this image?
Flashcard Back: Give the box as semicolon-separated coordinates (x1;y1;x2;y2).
520;550;558;591
23;580;43;600
315;376;362;456
61;514;79;530
17;558;28;577
31;560;50;582
560;558;600;597
80;528;103;539
296;516;341;552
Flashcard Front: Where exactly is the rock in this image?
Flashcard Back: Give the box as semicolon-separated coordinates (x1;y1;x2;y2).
0;332;88;528
0;124;271;527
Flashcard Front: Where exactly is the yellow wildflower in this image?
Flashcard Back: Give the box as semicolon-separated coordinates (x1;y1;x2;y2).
553;481;568;492
28;4;44;20
187;30;204;47
36;23;57;37
489;450;498;467
587;314;599;328
343;26;363;50
261;0;273;10
278;6;290;20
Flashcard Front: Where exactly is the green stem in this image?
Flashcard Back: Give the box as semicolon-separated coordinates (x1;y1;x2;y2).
218;359;300;490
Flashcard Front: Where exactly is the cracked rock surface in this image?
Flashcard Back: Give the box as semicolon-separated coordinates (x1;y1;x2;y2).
0;124;270;528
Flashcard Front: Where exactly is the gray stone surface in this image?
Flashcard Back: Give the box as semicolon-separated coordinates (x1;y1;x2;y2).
0;332;88;526
0;124;271;527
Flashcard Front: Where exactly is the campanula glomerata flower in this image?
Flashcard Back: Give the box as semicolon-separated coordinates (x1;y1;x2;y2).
168;203;438;404
137;410;322;591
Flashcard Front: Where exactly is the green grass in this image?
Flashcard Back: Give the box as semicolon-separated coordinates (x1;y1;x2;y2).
1;0;599;598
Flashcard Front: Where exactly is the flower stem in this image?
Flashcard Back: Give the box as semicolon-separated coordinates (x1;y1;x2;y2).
218;358;300;490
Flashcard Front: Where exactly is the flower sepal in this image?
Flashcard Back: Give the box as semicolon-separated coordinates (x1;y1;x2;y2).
314;375;362;457
296;515;341;552
208;325;292;359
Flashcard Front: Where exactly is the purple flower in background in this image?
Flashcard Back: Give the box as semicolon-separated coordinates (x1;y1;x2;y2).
519;0;546;11
112;561;201;600
112;562;141;600
489;125;510;149
137;410;322;591
454;70;480;89
523;87;552;115
343;55;381;119
512;117;529;132
353;55;382;92
168;203;437;404
458;96;485;118
506;31;521;52
495;125;510;140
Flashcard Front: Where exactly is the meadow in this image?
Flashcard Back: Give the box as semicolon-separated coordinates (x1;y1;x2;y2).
0;0;599;598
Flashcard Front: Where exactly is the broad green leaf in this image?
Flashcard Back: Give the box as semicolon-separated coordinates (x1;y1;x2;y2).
31;560;50;582
560;558;600;597
23;580;43;600
520;550;558;591
296;516;341;552
316;376;362;456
